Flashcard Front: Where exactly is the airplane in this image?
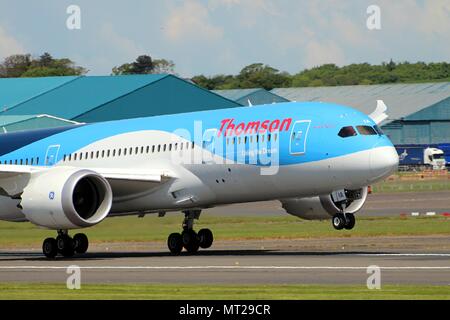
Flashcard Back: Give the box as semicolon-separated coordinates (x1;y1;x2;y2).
0;100;398;258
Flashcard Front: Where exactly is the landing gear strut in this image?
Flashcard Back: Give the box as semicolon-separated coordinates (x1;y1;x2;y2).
167;210;214;255
42;231;89;259
332;213;356;230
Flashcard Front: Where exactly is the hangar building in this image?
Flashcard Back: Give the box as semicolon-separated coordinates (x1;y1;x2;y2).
0;75;240;132
213;88;289;106
273;82;450;145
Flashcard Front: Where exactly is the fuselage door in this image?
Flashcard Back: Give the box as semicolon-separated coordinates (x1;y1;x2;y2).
290;120;311;155
45;145;60;166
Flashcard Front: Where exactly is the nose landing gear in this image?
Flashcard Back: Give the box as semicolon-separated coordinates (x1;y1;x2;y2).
167;210;214;255
332;213;356;230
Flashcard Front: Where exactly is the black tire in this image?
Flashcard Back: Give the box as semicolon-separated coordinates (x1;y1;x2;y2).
198;229;214;249
332;213;346;230
182;230;200;254
167;233;183;254
42;238;58;259
344;214;356;230
73;233;89;254
56;235;75;258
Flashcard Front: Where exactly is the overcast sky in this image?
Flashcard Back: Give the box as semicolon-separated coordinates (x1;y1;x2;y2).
0;0;449;77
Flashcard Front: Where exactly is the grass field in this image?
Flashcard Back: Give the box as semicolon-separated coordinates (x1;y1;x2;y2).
0;215;448;248
372;180;450;193
0;283;448;300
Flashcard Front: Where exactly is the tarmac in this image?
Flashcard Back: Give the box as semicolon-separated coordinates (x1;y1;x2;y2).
0;191;448;286
0;237;449;285
206;190;450;217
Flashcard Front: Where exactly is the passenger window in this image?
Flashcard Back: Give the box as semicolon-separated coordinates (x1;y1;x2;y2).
356;126;377;136
338;126;357;138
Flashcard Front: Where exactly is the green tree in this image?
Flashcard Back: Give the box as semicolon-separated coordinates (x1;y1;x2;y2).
153;59;175;74
0;53;86;78
112;55;176;75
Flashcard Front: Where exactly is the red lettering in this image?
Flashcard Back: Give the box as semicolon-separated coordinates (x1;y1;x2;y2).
269;120;281;132
245;121;260;134
225;119;235;136
259;120;270;133
219;118;293;136
280;118;292;131
235;123;245;136
219;119;232;137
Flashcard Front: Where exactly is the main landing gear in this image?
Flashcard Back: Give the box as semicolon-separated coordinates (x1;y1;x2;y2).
331;213;356;230
167;210;214;255
42;230;89;259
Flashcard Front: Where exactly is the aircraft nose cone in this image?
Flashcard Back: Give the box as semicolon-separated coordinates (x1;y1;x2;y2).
369;146;399;181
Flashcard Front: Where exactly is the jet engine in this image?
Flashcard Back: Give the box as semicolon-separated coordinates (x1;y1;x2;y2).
20;167;113;229
281;187;368;220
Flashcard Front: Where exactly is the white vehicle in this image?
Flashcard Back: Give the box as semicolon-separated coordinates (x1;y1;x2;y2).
424;147;446;170
0;101;398;258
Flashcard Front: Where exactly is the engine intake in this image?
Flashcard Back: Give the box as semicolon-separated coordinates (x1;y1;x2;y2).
21;167;112;229
281;187;368;220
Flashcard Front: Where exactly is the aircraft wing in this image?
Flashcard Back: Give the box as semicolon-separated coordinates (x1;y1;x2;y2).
0;165;41;178
85;168;175;200
0;166;175;199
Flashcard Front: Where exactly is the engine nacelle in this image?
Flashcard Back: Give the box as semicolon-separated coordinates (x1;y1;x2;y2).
20;167;113;229
281;187;368;220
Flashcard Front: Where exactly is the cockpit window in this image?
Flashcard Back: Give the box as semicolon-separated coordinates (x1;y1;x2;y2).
373;125;384;136
356;126;377;136
338;126;357;138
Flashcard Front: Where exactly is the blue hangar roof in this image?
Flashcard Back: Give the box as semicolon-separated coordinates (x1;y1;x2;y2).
0;75;241;122
213;88;290;106
0;76;79;111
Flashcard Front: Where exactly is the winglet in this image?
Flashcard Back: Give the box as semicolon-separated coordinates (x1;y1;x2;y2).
248;99;253;107
369;100;389;124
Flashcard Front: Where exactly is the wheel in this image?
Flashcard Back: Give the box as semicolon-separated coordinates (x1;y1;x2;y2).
344;213;356;230
56;235;75;257
198;229;214;249
73;233;89;254
332;213;346;230
182;230;200;254
167;233;183;254
42;238;58;259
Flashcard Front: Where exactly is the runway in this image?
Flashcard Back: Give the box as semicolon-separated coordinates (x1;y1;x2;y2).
206;191;450;217
1;237;449;285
